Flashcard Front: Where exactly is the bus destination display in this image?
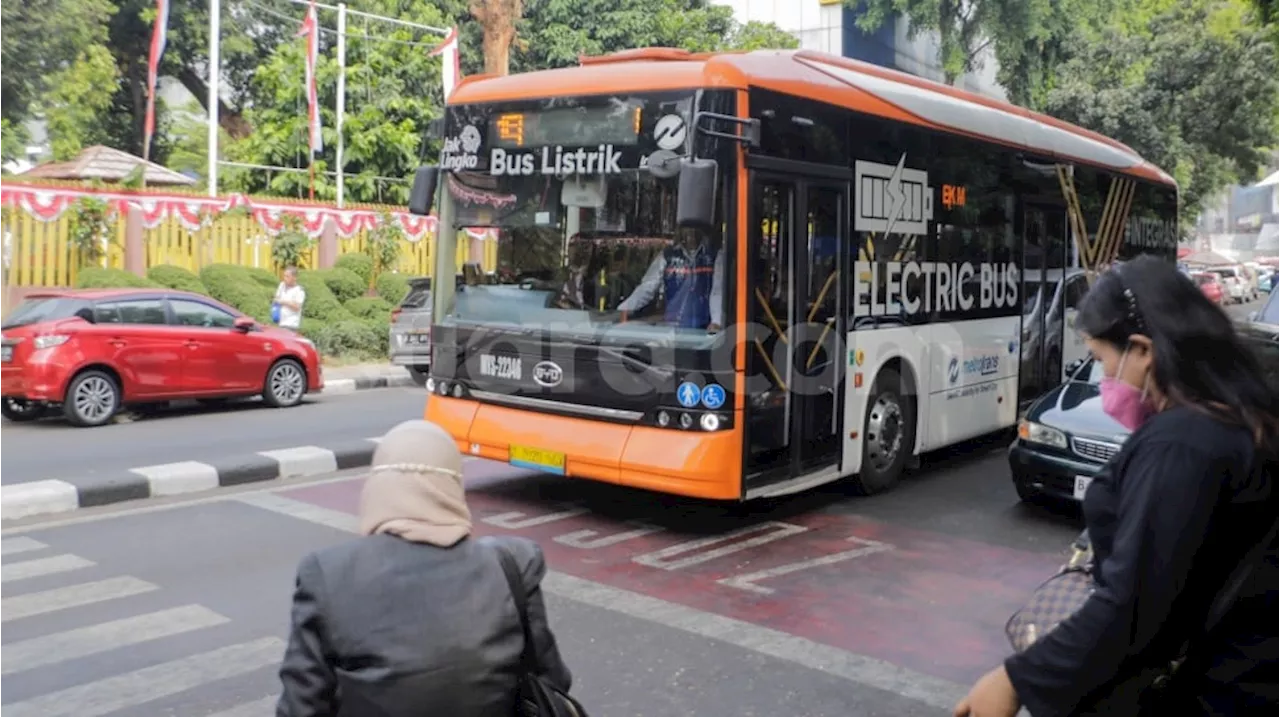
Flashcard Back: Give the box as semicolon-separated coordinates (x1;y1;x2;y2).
490;106;642;149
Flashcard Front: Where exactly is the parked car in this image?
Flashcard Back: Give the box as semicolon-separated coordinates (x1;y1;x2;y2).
388;277;432;386
1191;271;1226;304
1;288;323;427
1009;358;1130;504
1207;266;1256;303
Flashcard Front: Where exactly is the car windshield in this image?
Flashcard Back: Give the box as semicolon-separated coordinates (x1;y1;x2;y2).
445;168;727;345
1260;289;1279;325
1;297;91;329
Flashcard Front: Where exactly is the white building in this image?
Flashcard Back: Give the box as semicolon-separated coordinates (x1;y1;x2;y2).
714;0;1007;99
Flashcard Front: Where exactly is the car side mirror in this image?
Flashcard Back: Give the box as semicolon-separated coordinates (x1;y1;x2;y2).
676;158;718;229
408;166;440;216
233;316;255;332
1064;357;1086;377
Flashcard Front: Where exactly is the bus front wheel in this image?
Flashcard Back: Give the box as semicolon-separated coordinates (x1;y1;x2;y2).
850;367;916;496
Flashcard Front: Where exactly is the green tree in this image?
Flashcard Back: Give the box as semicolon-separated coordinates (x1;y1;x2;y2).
1042;1;1278;231
43;46;121;160
726;21;803;50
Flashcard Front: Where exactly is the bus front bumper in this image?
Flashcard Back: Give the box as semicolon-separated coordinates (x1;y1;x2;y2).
426;395;743;500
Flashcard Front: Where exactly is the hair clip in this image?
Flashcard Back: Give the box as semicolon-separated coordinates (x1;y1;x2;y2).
1122;287;1147;333
370;463;463;479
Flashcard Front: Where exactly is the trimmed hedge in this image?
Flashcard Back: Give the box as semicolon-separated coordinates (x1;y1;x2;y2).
296;269;354;322
245;267;280;289
200;264;275;324
334;253;374;286
375;272;411;305
345;296;394;322
305;319;387;360
320;267;366;303
147;264;207;294
76;267;160;289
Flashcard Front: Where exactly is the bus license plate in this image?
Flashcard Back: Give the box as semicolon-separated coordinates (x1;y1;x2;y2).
509;445;566;475
1073;475;1093;501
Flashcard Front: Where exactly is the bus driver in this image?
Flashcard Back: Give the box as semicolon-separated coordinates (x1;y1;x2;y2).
617;229;724;332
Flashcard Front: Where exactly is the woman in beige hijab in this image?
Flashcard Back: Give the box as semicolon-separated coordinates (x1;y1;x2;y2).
276;419;572;717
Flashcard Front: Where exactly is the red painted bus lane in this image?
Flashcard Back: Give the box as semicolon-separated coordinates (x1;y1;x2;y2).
277;465;1064;684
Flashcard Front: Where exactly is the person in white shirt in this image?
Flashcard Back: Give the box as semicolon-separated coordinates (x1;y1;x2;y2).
617;230;724;333
274;266;306;330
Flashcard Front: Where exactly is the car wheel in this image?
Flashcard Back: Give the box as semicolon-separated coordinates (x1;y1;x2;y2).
62;370;120;427
408;366;430;387
849;367;916;496
1;397;46;422
263;358;307;408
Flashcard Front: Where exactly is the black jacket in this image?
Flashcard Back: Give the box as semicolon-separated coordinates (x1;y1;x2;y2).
1005;407;1277;716
276;533;572;717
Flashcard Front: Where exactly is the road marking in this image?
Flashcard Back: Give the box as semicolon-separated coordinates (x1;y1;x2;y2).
554;521;665;549
483;506;590;529
1;636;286;717
258;446;338;478
717;536;894;595
632;521;808;570
2;576;158;622
1;554;95;583
131;461;218;496
2;536;48;556
2;604;229;675
237;493;965;710
207;696;279;717
1;480;79;520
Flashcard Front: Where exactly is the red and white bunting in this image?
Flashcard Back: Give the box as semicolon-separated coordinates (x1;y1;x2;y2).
0;184;496;243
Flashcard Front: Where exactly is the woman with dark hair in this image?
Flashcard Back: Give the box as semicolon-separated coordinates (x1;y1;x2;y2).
956;255;1277;717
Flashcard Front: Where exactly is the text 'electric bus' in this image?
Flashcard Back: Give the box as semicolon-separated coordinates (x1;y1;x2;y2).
407;47;1178;501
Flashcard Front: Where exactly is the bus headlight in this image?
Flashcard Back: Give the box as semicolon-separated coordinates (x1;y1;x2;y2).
425;377;436;392
679;412;694;429
452;383;464;399
1018;420;1067;449
656;410;671;427
699;413;721;431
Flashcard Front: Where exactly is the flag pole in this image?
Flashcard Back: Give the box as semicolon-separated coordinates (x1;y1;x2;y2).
208;0;221;197
335;2;347;209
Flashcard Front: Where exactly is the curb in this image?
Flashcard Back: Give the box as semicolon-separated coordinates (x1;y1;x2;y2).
321;372;418;395
1;438;385;522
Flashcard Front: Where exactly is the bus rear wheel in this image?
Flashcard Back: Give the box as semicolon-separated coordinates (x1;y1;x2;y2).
850;367;916;496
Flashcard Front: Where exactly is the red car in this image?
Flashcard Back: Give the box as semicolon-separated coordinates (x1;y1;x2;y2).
1;288;323;427
1191;272;1226;305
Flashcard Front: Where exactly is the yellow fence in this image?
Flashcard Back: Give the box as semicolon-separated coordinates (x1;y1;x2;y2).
3;207;496;288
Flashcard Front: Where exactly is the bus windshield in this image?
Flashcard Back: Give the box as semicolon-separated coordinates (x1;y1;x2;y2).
438;92;730;347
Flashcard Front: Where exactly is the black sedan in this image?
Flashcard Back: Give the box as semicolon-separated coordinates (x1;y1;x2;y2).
1009;358;1129;503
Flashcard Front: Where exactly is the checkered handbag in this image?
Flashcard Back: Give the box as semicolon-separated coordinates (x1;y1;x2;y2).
1006;536;1096;653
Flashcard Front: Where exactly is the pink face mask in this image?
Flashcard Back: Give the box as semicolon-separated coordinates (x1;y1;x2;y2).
1099;347;1154;431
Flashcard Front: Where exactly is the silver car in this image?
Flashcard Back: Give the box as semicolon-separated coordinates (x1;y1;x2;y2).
389;277;432;386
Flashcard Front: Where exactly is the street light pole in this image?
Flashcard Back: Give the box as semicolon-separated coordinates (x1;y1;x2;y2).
335;3;347;209
207;0;221;197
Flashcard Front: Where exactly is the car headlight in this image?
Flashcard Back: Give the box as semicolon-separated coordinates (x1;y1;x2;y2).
33;334;70;350
1018;420;1068;449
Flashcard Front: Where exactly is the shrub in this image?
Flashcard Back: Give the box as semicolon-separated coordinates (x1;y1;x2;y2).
334;253;374;287
147;264;207;294
245;267;280;289
307;319;386;360
345;296;394;322
296;269;354;322
375;272;411;305
319;267;366;303
75;267;159;289
200;264;275;323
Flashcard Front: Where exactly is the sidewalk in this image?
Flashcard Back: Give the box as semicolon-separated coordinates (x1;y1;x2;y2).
320;362;419;393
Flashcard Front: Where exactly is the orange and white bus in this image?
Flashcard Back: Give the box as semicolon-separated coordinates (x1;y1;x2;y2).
407;48;1178;501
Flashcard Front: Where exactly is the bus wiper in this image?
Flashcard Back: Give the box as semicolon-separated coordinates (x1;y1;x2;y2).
596;346;673;379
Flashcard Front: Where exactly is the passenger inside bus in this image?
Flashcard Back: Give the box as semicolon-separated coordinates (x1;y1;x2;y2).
617;227;725;332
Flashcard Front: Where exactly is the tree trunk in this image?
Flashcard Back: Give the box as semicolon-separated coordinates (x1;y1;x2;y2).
470;0;523;76
176;67;253;139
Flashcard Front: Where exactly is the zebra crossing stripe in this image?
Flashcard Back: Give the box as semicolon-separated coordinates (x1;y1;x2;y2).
205;695;279;717
1;576;158;622
1;636;286;717
2;604;229;676
1;536;48;556
0;554;94;583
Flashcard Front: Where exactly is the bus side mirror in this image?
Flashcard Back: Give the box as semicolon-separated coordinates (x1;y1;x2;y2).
676;158;717;229
1064;357;1085;378
408;166;440;216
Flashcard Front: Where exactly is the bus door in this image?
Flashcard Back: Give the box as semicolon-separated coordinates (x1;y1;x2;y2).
1018;203;1069;405
744;172;848;487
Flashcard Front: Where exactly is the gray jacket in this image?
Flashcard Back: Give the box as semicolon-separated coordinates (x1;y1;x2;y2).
276;533;571;717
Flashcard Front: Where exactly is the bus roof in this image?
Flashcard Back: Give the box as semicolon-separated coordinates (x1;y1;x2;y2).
450;48;1174;187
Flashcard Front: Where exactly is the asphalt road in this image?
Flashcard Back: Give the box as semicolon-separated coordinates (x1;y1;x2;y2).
0;387;428;486
1;431;1085;716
